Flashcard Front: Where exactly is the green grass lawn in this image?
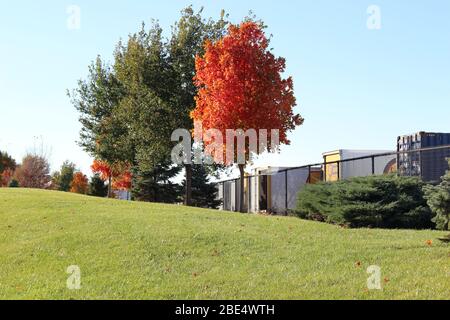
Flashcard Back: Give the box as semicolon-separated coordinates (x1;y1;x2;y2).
0;188;449;300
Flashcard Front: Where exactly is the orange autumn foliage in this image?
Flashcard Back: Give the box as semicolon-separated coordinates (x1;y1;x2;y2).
0;168;14;187
70;172;89;194
112;171;132;190
91;160;113;181
191;21;303;164
90;160;131;191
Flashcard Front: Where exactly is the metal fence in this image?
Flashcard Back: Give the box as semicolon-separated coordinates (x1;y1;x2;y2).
215;145;450;215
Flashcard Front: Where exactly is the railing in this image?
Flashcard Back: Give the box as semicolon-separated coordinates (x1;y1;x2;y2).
215;145;450;214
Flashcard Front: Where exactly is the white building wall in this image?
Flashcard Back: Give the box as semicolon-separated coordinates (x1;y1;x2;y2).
340;150;393;179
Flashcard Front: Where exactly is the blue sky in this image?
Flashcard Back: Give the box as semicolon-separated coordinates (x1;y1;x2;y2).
1;1;449;175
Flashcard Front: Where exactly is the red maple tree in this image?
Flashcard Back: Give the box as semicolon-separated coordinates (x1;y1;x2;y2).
91;160;131;195
112;171;132;191
91;160;113;181
191;21;303;212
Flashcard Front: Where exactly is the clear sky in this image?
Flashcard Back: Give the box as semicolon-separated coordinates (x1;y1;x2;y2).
1;0;449;176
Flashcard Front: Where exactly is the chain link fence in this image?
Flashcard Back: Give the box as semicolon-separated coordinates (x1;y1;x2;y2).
216;145;450;214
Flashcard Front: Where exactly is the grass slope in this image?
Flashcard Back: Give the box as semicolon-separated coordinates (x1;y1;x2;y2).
0;189;449;300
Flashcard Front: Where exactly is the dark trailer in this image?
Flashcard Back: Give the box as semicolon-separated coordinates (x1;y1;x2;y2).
397;131;450;182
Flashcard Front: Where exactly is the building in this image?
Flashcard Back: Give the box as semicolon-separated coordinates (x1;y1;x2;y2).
218;166;322;214
113;190;131;200
322;149;396;182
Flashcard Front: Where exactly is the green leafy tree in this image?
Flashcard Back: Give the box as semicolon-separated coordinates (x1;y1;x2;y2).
168;7;228;205
88;173;108;197
424;159;450;231
114;22;176;171
69;56;132;197
113;23;179;203
68;56;130;165
54;161;76;192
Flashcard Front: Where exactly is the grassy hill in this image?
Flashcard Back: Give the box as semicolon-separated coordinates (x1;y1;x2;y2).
0;188;448;300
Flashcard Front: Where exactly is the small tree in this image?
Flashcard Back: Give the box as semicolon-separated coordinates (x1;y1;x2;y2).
52;161;76;192
14;154;51;189
88;174;108;197
91;159;113;195
182;164;221;209
132;159;181;203
91;160;131;196
70;172;89;194
1;168;14;187
8;179;19;188
424;159;450;231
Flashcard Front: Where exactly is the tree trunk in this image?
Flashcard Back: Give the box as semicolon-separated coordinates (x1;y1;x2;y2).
107;175;112;198
238;164;245;213
185;164;192;206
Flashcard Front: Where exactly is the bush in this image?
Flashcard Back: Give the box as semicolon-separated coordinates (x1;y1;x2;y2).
8;179;19;188
423;159;450;231
295;174;433;229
